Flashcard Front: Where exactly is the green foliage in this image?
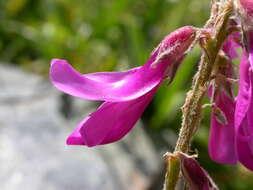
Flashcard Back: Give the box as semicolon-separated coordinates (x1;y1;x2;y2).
1;0;252;188
0;0;209;73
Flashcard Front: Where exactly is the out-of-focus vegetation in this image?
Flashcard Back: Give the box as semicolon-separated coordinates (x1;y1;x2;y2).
0;0;252;189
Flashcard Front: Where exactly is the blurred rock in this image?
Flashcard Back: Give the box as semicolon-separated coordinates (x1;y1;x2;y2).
0;64;162;190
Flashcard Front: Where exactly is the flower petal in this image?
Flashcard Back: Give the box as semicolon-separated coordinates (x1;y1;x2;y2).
248;30;253;67
66;87;157;147
235;51;252;128
237;119;253;171
237;69;253;171
65;117;89;145
209;92;237;164
50;58;162;102
246;68;253;130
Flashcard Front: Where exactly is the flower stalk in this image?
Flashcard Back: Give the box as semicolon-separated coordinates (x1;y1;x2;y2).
164;1;233;189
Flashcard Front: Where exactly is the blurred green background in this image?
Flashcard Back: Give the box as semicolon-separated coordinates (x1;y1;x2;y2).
0;0;252;189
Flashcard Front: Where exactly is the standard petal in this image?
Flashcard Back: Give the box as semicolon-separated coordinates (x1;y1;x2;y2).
50;58;162;102
235;51;251;128
209;92;237;165
50;56;165;102
67;87;157;147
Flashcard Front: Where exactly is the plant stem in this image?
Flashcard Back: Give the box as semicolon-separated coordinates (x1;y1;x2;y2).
164;1;233;190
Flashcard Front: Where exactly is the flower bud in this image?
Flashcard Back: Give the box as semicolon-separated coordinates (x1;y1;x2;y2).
178;152;219;190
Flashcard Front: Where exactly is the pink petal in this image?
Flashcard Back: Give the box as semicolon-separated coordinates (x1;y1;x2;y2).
50;26;196;102
50;58;161;102
66;87;157;147
237;119;253;171
235;51;252;128
246;68;253;130
237;69;253;171
248;30;253;67
209;92;237;165
65;117;89;145
234;46;253;171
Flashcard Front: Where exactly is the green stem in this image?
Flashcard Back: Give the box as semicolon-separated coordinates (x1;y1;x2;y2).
164;1;233;190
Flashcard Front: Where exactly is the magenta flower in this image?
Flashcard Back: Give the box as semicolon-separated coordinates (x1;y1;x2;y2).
50;26;196;147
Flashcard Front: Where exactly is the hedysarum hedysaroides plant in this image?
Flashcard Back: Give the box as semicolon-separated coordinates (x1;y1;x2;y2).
49;1;253;189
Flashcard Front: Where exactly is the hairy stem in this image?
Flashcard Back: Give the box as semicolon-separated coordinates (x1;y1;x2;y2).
164;1;233;190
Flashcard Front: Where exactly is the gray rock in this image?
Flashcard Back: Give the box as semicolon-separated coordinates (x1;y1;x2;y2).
0;64;161;190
